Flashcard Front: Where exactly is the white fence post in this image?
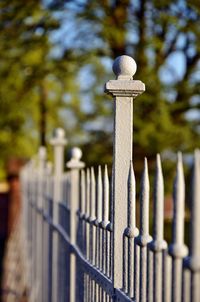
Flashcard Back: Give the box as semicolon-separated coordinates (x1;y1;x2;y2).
50;128;67;302
43;161;53;302
67;147;85;302
105;55;145;289
36;146;47;302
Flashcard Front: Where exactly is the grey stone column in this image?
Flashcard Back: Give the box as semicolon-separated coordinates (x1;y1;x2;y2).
105;55;145;289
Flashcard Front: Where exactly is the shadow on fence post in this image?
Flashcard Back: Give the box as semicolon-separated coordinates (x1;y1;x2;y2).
50;128;67;302
67;147;85;302
105;55;145;293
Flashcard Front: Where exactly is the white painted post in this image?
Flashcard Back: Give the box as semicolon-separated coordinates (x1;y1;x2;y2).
66;147;85;302
36;146;47;302
149;154;167;302
123;161;139;298
43;161;53;302
50;128;67;302
169;153;188;302
185;150;200;302
105;55;145;289
137;158;152;302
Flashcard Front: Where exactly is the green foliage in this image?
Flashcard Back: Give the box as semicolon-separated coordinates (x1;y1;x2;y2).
50;0;200;185
0;0;81;177
0;0;200;186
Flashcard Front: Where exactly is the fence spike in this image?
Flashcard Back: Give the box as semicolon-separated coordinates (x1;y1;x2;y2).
128;160;136;230
150;154;167;250
110;164;114;225
169;152;187;302
169;152;187;257
97;166;103;223
149;154;167;302
123;161;139;298
154;154;164;241
90;167;96;221
124;161;139;237
138;157;151;243
188;149;200;268
86;168;91;219
136;158;152;302
102;165;109;226
80;170;86;216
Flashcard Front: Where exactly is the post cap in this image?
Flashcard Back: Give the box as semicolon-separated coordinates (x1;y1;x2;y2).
71;147;82;160
105;55;145;97
67;147;85;169
50;127;67;146
54;128;65;139
113;55;137;79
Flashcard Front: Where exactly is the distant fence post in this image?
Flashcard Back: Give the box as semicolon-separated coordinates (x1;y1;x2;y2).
43;161;53;302
50;128;67;302
105;55;145;289
67;147;85;302
36;146;47;302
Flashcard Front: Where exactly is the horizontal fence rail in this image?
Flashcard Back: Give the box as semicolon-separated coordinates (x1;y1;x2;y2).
20;55;200;302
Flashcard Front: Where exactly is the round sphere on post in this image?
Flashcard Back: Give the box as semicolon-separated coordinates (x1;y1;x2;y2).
66;146;85;169
112;55;137;79
54;128;65;139
71;147;82;161
50;127;67;146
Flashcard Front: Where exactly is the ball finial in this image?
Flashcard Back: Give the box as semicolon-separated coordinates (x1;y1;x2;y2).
112;55;137;79
71;147;82;161
54;128;65;139
67;147;85;169
50;127;67;146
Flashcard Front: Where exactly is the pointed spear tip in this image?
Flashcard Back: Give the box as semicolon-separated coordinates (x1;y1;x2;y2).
98;165;102;175
144;157;148;170
129;159;134;173
86;168;90;179
141;157;149;189
129;160;134;172
128;160;135;190
176;152;184;174
156;153;161;161
194;148;200;160
104;165;109;185
177;151;182;162
90;167;95;184
155;153;163;176
104;164;108;175
156;153;161;167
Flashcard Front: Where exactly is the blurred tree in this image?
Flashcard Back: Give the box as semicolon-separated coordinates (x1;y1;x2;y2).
48;0;200;184
0;0;200;183
0;0;81;177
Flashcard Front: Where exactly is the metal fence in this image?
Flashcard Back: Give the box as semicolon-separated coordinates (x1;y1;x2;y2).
21;55;200;302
